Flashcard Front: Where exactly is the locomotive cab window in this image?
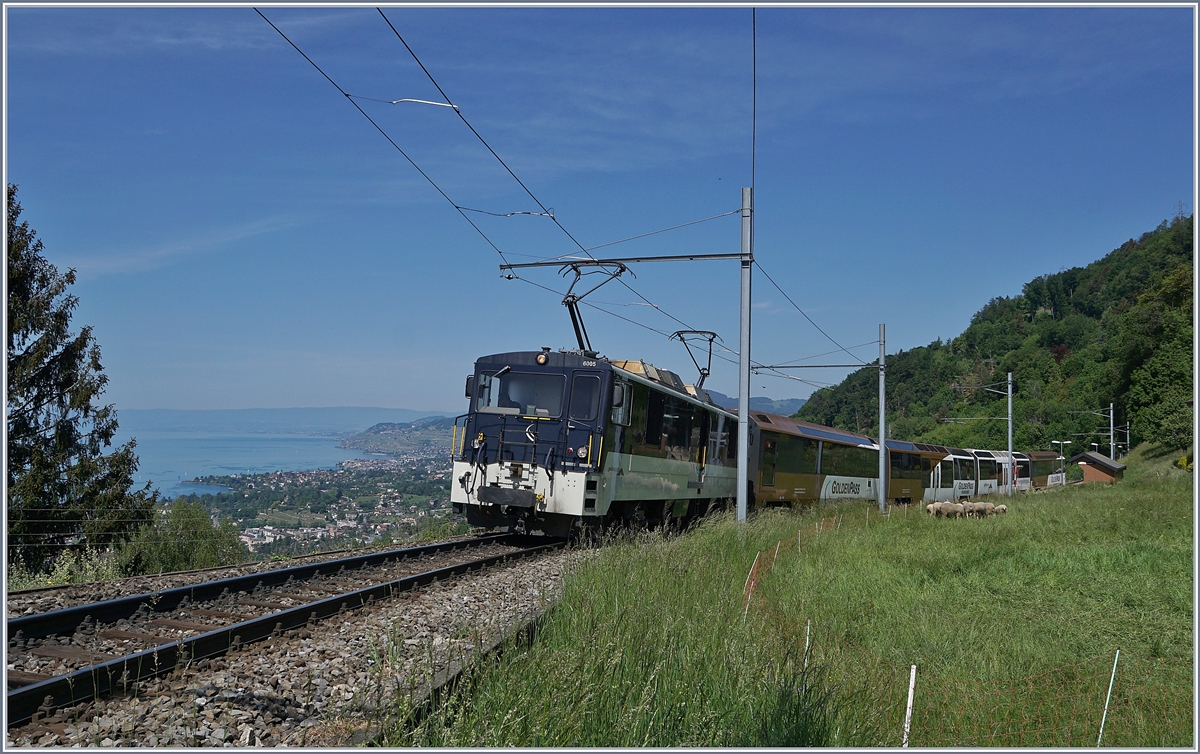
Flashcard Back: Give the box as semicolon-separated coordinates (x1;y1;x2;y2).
611;380;632;426
569;375;601;421
477;371;564;417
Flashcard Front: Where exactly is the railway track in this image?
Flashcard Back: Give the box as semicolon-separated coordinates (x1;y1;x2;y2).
6;534;565;729
6;539;460;617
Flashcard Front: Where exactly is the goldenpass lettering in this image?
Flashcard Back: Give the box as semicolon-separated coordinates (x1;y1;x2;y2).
830;480;861;496
822;475;869;499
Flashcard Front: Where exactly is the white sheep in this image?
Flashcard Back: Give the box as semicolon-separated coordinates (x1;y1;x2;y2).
926;503;938;516
938;502;965;518
994;504;1008;515
961;501;978;517
976;502;996;517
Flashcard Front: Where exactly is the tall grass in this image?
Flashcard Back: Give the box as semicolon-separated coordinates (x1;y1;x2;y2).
384;520;856;747
380;444;1192;747
6;547;123;590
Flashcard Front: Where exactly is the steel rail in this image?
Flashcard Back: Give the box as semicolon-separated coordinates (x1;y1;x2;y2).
5;540;429;597
6;537;565;727
8;534;511;642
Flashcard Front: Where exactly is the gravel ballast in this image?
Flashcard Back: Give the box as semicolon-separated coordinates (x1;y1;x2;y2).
7;549;581;747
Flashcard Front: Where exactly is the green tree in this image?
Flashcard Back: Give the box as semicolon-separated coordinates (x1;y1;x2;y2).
118;499;245;574
796;215;1193;454
6;184;156;569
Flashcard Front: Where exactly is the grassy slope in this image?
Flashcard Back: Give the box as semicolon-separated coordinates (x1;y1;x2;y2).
382;446;1192;747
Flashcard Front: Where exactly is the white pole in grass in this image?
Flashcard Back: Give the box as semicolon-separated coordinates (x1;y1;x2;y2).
803;619;811;670
1097;648;1120;746
743;552;760;594
902;664;917;747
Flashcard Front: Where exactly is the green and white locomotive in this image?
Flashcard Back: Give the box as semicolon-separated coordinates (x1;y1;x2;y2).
450;349;740;536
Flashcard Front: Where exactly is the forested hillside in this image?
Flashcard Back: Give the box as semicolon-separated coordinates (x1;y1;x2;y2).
796;216;1193;453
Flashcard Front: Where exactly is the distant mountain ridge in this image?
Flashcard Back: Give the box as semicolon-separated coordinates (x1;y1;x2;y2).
706;391;807;417
340;417;457;456
120;407;453;436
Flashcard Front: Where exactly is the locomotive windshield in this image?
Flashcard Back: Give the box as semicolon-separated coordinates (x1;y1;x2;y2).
477;370;565;417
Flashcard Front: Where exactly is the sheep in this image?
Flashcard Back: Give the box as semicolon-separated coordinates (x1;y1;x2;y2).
975;502;996;517
961;501;978;517
994;504;1008;515
926;503;938;516
938;502;965;518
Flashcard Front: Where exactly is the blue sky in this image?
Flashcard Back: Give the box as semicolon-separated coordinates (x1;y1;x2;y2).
6;5;1194;414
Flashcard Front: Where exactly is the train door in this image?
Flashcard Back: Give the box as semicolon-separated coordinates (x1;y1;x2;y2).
928;459;955;501
953;455;976;498
761;436;777;488
565;371;604;467
1016;458;1031;491
976;456;999;496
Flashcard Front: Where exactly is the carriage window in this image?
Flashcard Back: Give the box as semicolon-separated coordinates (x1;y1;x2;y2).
477;371;564;417
955;458;976;480
890;452;925;481
777;435;816;475
978;459;997;481
569;375;600;421
1031;460;1059;477
821;442;876;478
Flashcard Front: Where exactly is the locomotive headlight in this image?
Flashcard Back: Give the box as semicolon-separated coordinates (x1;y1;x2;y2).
576;446;588;458
536;352;548;365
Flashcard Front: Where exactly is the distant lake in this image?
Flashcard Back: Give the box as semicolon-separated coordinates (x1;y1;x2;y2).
112;431;383;499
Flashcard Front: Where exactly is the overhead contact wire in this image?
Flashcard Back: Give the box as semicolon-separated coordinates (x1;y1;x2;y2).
376;7;705;337
773;340;881;366
255;8;513;266
541;209;742;259
754;260;869;365
376;8;582;251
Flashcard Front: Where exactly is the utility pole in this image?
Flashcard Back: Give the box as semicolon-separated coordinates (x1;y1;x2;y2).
1069;405;1116;459
944;373;1014;495
1109;402;1115;459
737;187;753;522
878;324;886;512
1007;372;1014;497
